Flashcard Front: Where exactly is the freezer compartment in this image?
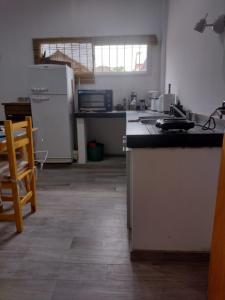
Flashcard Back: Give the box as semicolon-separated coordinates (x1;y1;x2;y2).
28;64;71;95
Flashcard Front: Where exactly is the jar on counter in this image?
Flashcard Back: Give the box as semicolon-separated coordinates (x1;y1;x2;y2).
139;99;146;111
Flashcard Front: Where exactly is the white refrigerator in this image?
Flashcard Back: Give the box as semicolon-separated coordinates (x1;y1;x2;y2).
28;64;75;163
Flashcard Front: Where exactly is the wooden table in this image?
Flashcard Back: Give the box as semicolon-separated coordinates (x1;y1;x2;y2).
2;102;32;121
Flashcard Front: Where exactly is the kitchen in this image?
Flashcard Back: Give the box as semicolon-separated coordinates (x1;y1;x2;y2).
0;0;225;299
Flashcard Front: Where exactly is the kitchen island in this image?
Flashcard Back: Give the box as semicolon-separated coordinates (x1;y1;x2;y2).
126;111;224;260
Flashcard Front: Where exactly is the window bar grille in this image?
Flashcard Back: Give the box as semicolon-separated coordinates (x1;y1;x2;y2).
139;45;141;71
131;45;133;72
116;45;118;71
63;43;66;56
79;44;81;68
86;43;88;70
71;43;73;60
92;43;94;73
101;46;103;72
109;45;110;73
124;45;125;72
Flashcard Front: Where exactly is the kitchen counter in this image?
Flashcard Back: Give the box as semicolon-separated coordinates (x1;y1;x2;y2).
74;111;126;118
126;111;224;148
126;111;224;257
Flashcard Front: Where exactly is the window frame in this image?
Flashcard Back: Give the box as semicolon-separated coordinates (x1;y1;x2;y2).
32;35;158;83
93;35;157;77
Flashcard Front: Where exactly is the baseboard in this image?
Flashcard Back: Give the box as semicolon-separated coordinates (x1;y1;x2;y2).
130;250;210;262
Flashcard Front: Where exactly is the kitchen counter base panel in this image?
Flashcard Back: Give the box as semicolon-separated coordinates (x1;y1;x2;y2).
129;147;221;252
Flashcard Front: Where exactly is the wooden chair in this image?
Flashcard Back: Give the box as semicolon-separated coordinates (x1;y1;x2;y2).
208;134;225;299
0;117;36;232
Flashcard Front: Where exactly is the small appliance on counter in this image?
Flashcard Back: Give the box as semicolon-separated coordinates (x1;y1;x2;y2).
155;118;195;131
147;90;160;111
158;84;176;113
78;89;113;112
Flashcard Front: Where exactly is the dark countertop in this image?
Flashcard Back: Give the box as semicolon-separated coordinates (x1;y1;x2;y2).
126;111;224;148
74;111;126;118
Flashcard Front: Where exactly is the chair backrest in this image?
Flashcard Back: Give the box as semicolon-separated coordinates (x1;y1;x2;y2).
4;117;35;180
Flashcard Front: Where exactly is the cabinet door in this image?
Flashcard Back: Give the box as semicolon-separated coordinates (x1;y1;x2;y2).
126;150;132;230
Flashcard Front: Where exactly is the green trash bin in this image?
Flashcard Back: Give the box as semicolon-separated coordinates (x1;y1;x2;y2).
87;141;104;161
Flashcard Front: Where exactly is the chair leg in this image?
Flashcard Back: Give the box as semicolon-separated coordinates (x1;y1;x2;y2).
0;188;3;213
0;194;3;213
12;183;23;233
30;171;37;213
24;176;30;192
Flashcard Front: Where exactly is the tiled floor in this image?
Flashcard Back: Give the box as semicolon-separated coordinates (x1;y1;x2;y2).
0;162;208;299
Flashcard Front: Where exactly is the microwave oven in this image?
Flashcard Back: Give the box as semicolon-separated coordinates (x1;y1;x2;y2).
78;90;113;112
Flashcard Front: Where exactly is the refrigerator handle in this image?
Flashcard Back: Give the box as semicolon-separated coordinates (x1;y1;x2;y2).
31;88;49;93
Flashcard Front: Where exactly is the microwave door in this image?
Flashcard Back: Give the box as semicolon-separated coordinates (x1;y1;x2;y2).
79;94;106;111
78;90;113;112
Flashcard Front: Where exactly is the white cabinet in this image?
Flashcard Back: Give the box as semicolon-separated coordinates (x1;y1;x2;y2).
128;147;221;252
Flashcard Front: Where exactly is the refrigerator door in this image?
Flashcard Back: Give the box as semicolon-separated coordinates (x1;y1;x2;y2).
28;64;69;95
31;95;73;162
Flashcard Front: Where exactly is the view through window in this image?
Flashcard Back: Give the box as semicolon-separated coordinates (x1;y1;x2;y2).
94;44;148;73
40;43;94;74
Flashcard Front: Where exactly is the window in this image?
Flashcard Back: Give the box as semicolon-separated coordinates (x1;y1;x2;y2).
33;38;95;84
40;42;93;74
95;44;148;73
33;35;157;83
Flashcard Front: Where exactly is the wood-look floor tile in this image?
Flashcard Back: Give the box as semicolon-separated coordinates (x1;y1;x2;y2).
51;279;138;300
0;161;208;299
0;279;55;300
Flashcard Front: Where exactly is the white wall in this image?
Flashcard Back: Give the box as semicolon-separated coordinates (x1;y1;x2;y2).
165;0;225;115
0;0;165;154
0;0;164;109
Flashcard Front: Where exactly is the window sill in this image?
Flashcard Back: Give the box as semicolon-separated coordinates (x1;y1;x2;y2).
94;71;149;77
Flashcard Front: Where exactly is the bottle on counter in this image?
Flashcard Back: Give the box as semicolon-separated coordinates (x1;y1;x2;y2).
123;98;128;111
129;92;137;110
